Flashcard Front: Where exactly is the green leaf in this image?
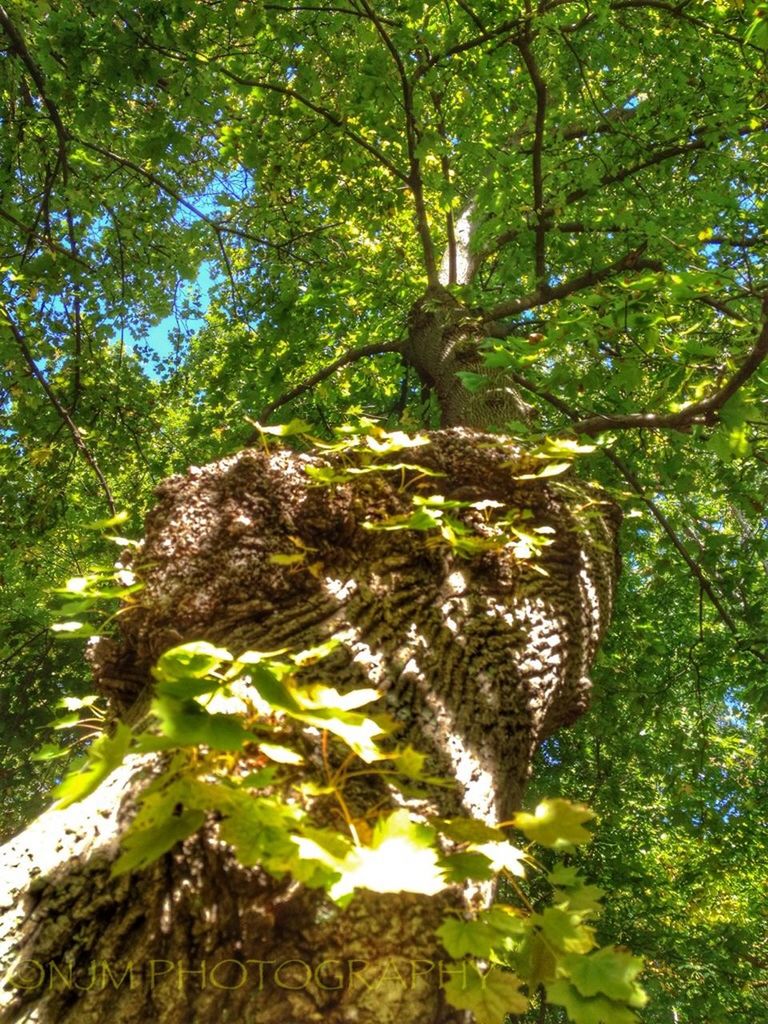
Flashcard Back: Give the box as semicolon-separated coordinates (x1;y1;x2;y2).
153;641;232;683
112;808;206;876
515;461;572;480
546;979;640;1024
562;947;646;1005
443;964;528;1023
517;929;558;988
251;417;315;437
329;809;446;902
240;765;280;787
219;794;303;869
434;818;508;844
291;705;390;763
469;840;527;877
456;370;488;393
535;907;597;954
247;663;302;711
259;742;304;764
437;917;504;958
82;510;130;530
53;722;132;808
31;742;71;762
150;696;249;751
438;851;496;883
514;798;595;848
51;621;98;638
553;882;604;916
391;744;429;779
547;863;584;888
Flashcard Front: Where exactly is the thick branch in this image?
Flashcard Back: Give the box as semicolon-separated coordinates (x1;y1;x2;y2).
569;294;768;435
1;305;116;514
481;249;662;326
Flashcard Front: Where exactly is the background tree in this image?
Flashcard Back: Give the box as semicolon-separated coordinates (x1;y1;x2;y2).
0;0;767;1021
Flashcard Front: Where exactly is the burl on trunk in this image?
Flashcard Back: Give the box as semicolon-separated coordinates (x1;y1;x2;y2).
0;428;619;1024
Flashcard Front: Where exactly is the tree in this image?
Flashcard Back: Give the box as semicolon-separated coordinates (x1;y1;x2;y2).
0;1;766;1021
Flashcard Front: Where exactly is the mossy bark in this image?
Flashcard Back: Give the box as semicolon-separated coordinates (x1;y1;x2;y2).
0;428;620;1024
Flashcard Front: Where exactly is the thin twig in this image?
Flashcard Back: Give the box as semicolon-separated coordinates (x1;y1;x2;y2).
605;449;739;634
75;139;282;253
0;207;92;269
1;304;116;514
518;35;548;285
0;4;69;169
488;120;768;257
356;0;439;283
263;2;402;26
202;63;408;185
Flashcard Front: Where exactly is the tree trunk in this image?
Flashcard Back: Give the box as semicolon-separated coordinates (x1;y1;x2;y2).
0;420;620;1023
403;288;536;430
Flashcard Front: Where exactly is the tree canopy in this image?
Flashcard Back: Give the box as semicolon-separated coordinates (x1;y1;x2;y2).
1;1;767;1021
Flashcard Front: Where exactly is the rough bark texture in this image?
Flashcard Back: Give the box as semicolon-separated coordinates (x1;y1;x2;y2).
0;427;620;1024
403;288;536;429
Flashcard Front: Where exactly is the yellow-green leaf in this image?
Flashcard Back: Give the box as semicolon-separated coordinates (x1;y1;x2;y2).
53;722;132;808
514;798;595;848
443;964;528;1023
562;947;646;1005
546;979;640;1024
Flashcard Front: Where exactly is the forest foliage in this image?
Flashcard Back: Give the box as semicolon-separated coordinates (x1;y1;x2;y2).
1;0;767;1021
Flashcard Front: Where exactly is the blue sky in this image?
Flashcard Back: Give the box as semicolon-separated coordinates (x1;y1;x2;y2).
133;262;215;363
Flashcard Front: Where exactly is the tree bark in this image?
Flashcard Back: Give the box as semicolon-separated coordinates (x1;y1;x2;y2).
0;427;620;1024
403;288;536;429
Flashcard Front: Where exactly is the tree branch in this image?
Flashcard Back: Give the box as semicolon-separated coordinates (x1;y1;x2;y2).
411;1;579;79
413;15;525;78
503;369;744;638
0;207;92;269
1;305;116;514
355;0;439;283
432;90;457;285
75;140;290;256
569;294;768;436
481;248;662;326
487;120;768;257
0;4;69;171
518;35;548;285
250;340;404;435
206;64;410;185
606;449;741;634
263;3;403;27
455;0;486;32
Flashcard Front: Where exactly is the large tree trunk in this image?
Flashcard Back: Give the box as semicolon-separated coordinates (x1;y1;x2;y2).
0;425;620;1024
